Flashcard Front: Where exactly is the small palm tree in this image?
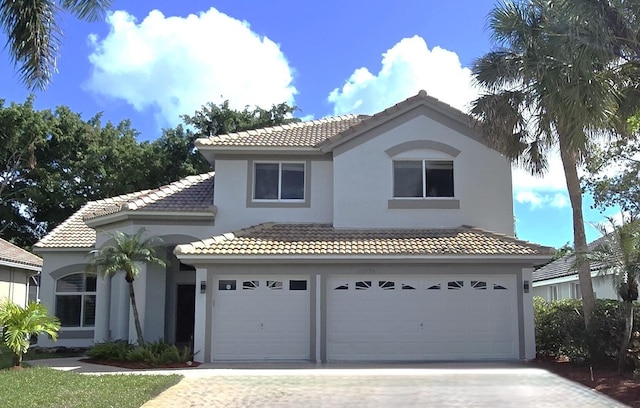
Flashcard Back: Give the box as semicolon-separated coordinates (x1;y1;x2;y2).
0;300;60;368
0;0;113;90
589;216;640;373
87;228;165;346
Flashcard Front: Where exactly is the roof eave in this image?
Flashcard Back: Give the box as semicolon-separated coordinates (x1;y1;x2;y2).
84;208;218;229
0;259;42;271
33;246;95;253
174;253;552;265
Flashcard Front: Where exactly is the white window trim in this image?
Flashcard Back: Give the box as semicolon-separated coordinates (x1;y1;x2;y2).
252;161;306;202
55;273;96;329
392;159;455;199
247;159;311;208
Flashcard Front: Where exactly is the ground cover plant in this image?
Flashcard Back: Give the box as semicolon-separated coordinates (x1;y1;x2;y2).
0;366;180;408
85;339;196;368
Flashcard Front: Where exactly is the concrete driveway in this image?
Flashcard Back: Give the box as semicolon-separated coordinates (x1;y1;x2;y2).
31;359;627;407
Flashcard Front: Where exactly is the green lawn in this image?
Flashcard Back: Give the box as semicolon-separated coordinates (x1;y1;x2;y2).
0;346;181;407
0;367;181;408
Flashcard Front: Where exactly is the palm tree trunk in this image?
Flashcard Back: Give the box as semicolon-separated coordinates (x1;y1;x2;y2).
128;281;145;346
558;138;596;331
617;300;634;373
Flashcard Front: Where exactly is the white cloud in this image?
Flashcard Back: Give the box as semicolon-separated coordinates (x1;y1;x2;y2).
515;191;570;210
326;36;572;199
327;36;478;115
85;8;297;126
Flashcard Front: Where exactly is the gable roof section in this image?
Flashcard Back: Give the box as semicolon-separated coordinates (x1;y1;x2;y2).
195;115;364;149
532;236;608;282
318;90;482;153
194;91;484;154
175;223;553;260
0;238;42;269
35;172;215;249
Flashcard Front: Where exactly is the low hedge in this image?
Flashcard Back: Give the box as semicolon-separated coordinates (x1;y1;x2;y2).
87;340;193;367
534;297;640;363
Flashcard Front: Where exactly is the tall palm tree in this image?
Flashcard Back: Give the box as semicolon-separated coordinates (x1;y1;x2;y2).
0;0;113;90
471;0;639;332
0;300;60;367
589;217;640;373
87;228;165;346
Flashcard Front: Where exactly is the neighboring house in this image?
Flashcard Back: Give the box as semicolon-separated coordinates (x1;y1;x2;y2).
532;237;618;301
34;91;553;362
0;238;42;307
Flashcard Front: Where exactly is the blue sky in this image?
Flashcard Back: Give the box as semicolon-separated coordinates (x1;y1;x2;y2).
0;0;618;248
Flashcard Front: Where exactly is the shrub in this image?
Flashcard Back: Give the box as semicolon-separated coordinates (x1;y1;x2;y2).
88;339;193;367
534;297;640;363
87;340;133;360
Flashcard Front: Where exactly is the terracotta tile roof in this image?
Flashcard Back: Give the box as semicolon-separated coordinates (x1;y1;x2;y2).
0;238;42;268
35;173;215;249
175;223;553;258
195;115;365;148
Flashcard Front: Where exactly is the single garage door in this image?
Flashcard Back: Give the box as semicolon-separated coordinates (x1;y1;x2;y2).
328;274;518;361
212;275;310;360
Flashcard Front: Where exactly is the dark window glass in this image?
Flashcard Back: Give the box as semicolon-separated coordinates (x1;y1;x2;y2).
426;161;454;197
56;274;84;292
355;281;372;290
281;163;305;199
218;280;236;290
289;280;307;290
379;281;395;290
83;295;96;326
448;281;464;290
56;295;82;327
427;284;441;290
471;281;487;290
243;280;259;290
254;163;279;199
393;161;422;197
267;280;283;290
85;275;97;292
334;284;348;290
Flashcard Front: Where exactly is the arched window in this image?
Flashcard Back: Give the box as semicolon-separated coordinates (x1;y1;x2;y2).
55;273;96;327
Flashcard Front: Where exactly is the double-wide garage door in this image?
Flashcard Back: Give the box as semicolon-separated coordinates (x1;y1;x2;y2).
328;274;519;361
210;273;519;361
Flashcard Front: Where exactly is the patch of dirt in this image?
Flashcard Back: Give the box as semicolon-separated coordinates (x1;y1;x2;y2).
80;358;200;370
534;358;640;407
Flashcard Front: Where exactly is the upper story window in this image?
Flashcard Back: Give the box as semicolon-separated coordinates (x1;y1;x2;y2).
55;273;96;327
254;162;305;201
393;160;454;198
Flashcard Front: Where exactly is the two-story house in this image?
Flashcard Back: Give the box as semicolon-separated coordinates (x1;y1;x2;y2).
34;91;552;362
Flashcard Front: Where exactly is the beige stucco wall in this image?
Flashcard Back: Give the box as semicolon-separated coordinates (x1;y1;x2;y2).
332;113;514;234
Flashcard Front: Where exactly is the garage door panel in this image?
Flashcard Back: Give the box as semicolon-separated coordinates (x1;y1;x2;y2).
328;274;518;361
212;275;310;361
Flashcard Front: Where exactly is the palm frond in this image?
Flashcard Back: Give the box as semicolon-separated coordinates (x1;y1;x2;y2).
61;0;112;21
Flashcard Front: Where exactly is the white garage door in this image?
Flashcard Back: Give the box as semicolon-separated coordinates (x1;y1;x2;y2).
212;275;310;360
328;274;518;361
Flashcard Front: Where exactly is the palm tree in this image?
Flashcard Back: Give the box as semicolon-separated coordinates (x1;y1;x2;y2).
0;0;113;90
0;300;60;368
87;228;165;346
589;216;640;373
471;0;639;332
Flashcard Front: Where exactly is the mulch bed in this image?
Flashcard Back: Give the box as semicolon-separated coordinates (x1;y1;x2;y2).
533;358;640;407
80;358;200;370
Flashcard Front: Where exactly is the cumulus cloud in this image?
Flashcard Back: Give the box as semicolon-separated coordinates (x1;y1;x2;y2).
327;36;478;115
515;191;570;210
85;8;296;126
326;35;572;206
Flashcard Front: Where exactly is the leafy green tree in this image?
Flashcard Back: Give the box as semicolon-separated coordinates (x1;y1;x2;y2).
585;138;640;215
182;100;299;136
471;0;640;332
0;300;60;367
588;216;640;372
0;0;113;90
87;229;165;345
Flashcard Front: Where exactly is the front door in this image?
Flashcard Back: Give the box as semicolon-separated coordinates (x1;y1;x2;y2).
176;284;195;346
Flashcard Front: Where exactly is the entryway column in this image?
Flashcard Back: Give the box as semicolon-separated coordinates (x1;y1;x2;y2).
521;267;535;359
193;267;207;363
94;274;111;342
111;271;130;340
129;263;147;344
